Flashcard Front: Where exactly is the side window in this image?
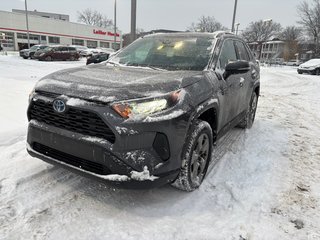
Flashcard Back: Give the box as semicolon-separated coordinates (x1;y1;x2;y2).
235;41;250;61
218;40;237;70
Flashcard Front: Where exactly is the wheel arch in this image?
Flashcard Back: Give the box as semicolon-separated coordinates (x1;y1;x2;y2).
188;99;219;142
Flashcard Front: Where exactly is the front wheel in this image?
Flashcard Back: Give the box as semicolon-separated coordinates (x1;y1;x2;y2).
238;92;258;129
45;56;52;61
172;120;213;192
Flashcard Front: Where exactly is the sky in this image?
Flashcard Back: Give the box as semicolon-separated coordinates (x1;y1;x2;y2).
2;0;303;33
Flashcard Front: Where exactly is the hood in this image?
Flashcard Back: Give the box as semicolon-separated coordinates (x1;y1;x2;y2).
35;64;204;102
299;59;320;68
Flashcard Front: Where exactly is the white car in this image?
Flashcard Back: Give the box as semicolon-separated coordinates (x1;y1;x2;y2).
297;59;320;75
286;60;300;66
81;48;115;57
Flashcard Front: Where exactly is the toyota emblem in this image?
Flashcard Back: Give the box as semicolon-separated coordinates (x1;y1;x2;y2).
53;99;66;113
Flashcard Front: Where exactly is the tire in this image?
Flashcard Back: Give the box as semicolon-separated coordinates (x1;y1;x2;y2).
45;56;52;61
315;68;320;75
23;57;28;59
238;92;259;129
70;56;75;61
172;120;213;192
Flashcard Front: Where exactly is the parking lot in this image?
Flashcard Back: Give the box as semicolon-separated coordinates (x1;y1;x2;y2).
0;56;320;240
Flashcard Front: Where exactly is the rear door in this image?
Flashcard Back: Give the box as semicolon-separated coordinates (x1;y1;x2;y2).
61;47;69;60
234;40;256;113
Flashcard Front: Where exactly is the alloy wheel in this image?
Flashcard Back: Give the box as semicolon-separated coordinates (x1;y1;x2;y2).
190;133;210;185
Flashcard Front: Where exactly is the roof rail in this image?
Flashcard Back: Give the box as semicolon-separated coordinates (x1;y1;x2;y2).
215;31;235;38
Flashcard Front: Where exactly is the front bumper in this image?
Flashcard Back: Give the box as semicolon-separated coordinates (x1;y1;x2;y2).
26;95;190;188
298;68;315;74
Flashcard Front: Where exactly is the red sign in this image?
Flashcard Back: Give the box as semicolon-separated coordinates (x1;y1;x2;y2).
93;29;120;37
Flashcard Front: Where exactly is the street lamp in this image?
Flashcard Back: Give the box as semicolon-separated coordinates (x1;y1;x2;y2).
114;0;117;50
24;0;30;49
231;0;238;33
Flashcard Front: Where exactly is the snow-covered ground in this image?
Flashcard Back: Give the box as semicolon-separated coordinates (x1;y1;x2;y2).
0;56;319;240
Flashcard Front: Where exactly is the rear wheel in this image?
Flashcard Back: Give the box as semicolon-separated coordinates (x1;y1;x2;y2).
70;56;75;61
172;120;213;192
238;92;258;129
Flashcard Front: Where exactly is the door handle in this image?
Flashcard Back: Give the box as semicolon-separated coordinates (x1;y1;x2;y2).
240;77;245;87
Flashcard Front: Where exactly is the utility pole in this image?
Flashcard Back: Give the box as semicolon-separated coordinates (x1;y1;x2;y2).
231;0;238;33
24;0;30;49
114;0;117;50
131;0;137;43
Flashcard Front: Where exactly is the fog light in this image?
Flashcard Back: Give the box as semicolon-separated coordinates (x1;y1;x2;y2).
153;133;170;161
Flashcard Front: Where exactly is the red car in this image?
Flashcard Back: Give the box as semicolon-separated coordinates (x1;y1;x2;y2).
34;46;80;61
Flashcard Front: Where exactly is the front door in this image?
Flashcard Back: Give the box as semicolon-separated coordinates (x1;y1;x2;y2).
215;39;241;131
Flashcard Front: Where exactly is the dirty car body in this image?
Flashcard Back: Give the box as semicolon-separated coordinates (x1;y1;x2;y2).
27;32;260;190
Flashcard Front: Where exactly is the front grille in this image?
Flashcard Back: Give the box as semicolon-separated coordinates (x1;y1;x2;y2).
33;142;112;175
29;100;116;143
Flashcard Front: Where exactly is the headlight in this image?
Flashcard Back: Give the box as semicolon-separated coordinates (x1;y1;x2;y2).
40;53;45;56
112;90;182;119
28;88;35;103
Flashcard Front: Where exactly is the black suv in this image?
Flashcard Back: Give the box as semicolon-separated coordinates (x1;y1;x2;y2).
27;32;260;191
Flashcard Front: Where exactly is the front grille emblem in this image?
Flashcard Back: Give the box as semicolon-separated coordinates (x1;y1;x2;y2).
53;99;66;113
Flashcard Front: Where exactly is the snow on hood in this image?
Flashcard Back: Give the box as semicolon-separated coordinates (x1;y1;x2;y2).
35;64;204;102
300;59;320;68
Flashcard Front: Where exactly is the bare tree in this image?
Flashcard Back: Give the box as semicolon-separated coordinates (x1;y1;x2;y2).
188;16;227;32
242;20;282;42
280;26;303;41
280;26;303;60
297;0;320;54
77;9;113;28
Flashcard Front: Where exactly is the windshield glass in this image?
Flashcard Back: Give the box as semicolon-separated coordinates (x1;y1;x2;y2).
305;59;320;65
110;35;216;71
30;45;39;50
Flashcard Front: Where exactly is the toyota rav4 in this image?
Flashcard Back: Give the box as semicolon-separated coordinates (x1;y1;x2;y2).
27;32;260;191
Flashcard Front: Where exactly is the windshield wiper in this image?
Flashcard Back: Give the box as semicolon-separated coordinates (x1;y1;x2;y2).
146;66;168;71
106;61;121;67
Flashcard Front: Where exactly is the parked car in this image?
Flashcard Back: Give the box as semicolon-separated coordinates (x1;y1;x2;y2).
19;45;48;59
70;45;88;56
297;59;320;75
286;59;300;66
81;47;115;57
27;32;260;191
30;45;49;59
86;53;110;65
34;46;80;61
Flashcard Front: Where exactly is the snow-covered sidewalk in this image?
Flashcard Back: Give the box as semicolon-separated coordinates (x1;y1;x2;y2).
0;56;319;240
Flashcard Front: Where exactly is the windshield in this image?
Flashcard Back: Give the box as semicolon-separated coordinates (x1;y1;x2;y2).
110;36;216;71
30;45;39;50
305;59;320;65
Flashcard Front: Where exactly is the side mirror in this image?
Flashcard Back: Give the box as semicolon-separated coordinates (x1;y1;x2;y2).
224;61;250;79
